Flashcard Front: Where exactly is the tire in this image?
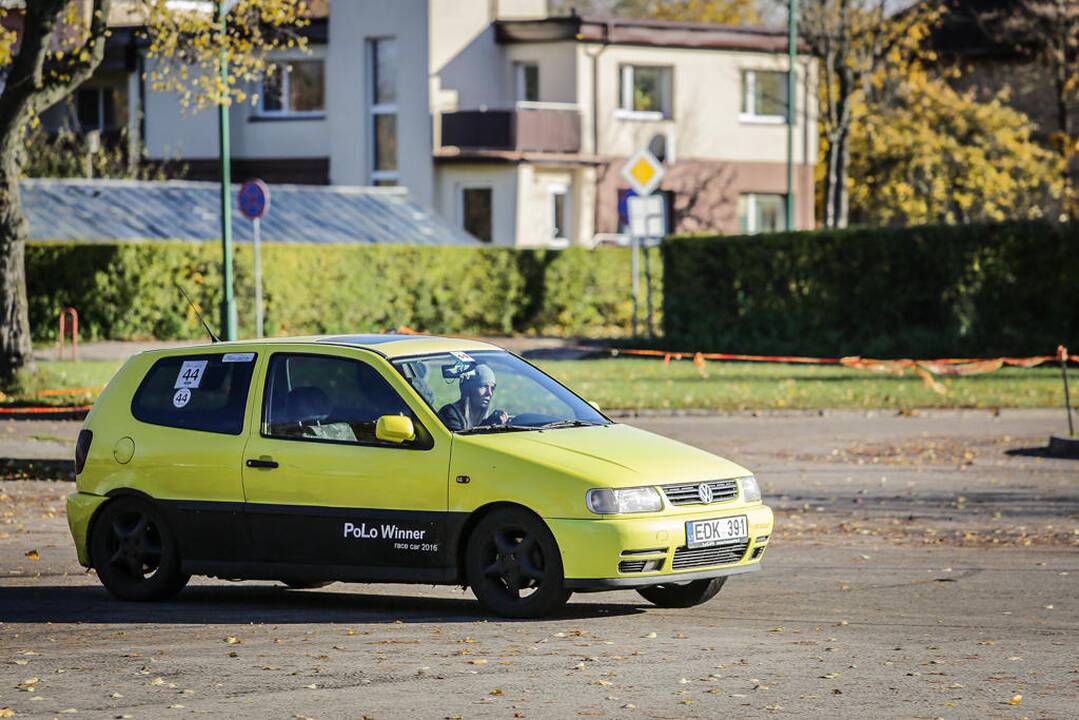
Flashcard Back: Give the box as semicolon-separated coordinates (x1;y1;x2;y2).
636;578;726;608
465;508;571;618
280;580;333;590
90;497;190;601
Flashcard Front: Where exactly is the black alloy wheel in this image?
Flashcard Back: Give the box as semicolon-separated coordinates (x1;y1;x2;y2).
465;508;571;618
90;498;189;601
636;577;726;608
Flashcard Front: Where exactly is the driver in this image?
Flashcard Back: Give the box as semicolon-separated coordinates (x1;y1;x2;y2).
438;364;508;430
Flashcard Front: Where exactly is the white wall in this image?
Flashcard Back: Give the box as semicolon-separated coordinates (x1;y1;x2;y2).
328;0;434;206
578;43;818;163
434;164;519;246
142;56;218;159
503;42;579;105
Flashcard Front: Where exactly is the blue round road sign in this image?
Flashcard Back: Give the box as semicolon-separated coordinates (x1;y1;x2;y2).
238;179;270;220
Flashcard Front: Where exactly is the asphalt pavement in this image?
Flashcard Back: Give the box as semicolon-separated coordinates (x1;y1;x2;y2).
0;410;1076;719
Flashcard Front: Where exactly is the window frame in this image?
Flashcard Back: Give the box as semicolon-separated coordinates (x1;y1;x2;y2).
130;352;259;436
255;59;327;119
739;69;788;124
368;37;399;185
549;182;571;245
258;351;433;451
617;64;673;121
738;192;787;234
514;62;540;103
459;185;494;243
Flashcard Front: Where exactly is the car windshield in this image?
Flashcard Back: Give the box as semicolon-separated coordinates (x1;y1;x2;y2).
392;350;609;434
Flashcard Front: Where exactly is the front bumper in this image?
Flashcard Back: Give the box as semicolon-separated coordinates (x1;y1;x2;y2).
66;491;109;567
548;503;773;591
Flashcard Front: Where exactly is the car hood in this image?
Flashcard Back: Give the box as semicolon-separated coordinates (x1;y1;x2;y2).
456;423;750;488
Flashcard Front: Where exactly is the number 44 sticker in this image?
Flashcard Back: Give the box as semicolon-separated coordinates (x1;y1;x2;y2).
175;360;208;389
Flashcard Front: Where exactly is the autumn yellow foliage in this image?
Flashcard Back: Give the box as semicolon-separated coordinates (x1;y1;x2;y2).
849;76;1062;226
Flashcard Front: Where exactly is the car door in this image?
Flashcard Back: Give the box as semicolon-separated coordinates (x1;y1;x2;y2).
126;349;261;564
241;347;452;579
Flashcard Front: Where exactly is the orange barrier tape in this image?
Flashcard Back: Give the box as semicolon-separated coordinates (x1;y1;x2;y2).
32;386;103;397
0;405;92;415
609;345;1074;394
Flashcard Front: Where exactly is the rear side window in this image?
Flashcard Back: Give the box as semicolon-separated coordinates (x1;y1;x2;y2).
131;353;258;435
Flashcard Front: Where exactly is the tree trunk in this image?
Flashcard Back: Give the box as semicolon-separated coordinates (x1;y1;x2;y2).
0;151;33;386
823;130;841;228
835;123;851;228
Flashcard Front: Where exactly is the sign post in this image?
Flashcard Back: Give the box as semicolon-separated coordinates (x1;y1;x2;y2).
621;149;666;338
238;179;270;338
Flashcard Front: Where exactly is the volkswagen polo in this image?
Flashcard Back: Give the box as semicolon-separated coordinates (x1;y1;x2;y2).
67;335;773;617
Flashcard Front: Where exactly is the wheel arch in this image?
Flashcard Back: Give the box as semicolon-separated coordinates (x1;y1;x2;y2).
452;501;550;585
86;488;162;569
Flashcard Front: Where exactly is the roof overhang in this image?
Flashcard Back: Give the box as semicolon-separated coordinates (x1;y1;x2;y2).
496;15;799;53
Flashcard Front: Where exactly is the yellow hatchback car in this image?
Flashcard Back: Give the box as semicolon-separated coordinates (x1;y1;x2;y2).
67;335;773;618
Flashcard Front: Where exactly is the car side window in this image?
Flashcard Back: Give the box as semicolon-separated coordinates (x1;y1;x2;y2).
261;353;423;447
131;353;258;435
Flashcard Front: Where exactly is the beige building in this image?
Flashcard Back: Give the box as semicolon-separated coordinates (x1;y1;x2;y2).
49;1;817;246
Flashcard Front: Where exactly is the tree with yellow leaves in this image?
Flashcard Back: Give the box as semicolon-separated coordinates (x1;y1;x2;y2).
849;76;1063;225
0;0;309;383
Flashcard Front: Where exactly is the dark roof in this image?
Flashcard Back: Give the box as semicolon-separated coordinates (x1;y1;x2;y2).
496;15;795;53
23;179;480;246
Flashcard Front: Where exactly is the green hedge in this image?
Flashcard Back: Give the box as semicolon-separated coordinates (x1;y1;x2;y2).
662;220;1077;357
27;242;661;342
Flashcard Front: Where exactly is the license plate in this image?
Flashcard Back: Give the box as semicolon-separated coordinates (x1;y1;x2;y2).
686;515;749;549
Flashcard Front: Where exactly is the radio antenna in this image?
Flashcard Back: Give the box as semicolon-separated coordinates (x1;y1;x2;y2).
176;284;221;343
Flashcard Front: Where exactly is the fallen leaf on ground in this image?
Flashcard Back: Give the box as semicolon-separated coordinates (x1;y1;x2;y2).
24;550;38;561
1007;694;1022;705
224;637;241;645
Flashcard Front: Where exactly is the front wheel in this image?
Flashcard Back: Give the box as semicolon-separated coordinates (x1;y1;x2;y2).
90;497;189;601
636;577;726;608
465;508;571;618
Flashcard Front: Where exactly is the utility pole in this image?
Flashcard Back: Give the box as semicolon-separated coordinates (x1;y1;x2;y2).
786;0;797;231
217;0;237;340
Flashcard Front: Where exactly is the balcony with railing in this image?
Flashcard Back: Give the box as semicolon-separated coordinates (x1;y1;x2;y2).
439;102;581;154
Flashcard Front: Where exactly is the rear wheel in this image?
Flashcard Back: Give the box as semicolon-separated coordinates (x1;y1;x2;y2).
465;508;571;618
636;578;726;608
90;497;189;601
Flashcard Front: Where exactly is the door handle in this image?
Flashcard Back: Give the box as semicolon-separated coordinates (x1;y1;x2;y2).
246;458;279;469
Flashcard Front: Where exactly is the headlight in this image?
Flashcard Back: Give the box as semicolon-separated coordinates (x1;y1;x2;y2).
586;486;663;514
740;475;761;502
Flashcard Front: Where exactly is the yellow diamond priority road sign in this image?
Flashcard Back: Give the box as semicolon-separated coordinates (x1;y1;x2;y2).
621;149;665;197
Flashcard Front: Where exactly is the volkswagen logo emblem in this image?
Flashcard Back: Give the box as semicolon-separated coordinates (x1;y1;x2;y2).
697;483;714;504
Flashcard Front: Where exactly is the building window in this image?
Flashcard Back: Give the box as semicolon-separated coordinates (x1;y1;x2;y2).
738;193;786;234
550;183;570;242
740;69;787;123
369;38;398;185
515;63;540;103
462;187;493;243
259;60;325;116
618;65;672;119
75;86;122;131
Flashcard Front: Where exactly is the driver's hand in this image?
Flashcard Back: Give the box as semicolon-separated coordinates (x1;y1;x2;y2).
487;410;509;426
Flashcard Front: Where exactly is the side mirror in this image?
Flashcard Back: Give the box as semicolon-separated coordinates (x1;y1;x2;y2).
588;401;601;412
375;415;416;444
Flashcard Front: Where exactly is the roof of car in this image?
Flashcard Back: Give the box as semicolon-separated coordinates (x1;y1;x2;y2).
154;334;504;360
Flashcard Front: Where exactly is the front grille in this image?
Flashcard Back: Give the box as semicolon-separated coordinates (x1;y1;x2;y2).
672;540;749;570
618;560;648;573
662;479;739;506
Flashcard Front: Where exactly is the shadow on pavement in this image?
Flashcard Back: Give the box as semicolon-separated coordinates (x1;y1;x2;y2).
0;584;645;624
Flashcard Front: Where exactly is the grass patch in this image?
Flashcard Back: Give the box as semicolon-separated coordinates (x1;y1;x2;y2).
535;359;1065;411
0;357;1065;411
2;360;122;407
